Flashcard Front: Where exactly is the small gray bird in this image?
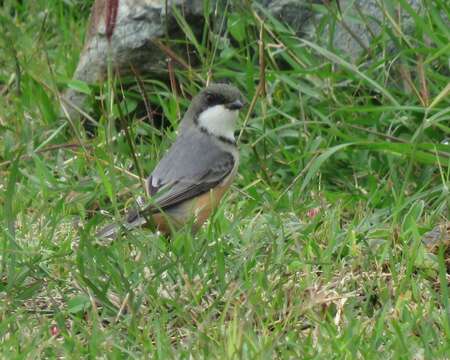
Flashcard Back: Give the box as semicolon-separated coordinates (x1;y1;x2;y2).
97;83;244;238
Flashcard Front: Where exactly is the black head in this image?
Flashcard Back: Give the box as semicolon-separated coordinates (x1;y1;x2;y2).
192;83;244;115
179;83;245;133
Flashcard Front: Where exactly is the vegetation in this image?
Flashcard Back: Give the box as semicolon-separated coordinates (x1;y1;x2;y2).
0;0;449;358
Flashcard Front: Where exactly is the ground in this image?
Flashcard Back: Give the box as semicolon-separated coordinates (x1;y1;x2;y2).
0;1;449;358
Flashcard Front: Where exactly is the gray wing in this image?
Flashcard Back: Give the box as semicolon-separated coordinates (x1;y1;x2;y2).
144;127;235;212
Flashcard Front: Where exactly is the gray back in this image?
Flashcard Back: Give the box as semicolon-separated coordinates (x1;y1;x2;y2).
149;127;234;197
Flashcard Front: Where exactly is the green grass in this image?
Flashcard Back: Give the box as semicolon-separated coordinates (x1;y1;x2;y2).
1;0;450;358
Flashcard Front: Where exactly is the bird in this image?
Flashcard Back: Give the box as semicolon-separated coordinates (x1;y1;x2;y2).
96;83;244;238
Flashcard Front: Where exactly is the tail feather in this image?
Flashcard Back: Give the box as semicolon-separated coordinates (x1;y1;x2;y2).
96;209;148;239
95;223;121;239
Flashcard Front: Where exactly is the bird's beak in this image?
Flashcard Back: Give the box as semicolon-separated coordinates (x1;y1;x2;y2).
226;99;244;111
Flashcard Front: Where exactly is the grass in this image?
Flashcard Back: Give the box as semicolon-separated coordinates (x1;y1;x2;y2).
1;0;449;358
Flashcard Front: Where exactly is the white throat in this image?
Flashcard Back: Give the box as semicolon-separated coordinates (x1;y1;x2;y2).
197;105;238;141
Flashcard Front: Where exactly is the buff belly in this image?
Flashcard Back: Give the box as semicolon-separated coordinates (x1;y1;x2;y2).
151;176;234;234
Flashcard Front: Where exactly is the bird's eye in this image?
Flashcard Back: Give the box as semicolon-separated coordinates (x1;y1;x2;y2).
205;93;216;104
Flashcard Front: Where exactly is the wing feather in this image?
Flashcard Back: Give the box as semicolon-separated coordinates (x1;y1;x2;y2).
143;150;234;214
143;127;236;211
96;127;236;239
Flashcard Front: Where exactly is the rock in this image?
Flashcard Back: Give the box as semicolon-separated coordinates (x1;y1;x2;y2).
264;0;422;59
61;0;423;120
327;0;421;59
61;0;205;120
422;221;450;252
260;0;319;35
422;221;450;272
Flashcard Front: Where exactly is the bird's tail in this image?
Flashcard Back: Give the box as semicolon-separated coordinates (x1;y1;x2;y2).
95;209;148;239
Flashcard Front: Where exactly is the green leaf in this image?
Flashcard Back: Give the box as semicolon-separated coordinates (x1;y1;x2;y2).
172;6;204;60
67;295;91;314
300;39;400;106
300;143;353;193
228;13;246;43
67;79;92;95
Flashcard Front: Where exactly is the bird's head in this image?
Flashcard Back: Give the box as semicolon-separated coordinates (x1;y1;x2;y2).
182;83;244;141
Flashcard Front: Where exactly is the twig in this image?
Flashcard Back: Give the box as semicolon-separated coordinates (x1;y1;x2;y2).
398;63;422;103
0;143;85;168
237;75;263;143
251;8;323;89
114;292;130;323
323;0;371;56
116;78;147;193
417;55;429;107
167;57;180;119
340;122;449;159
71;150;142;181
130;63;154;126
152;39;204;83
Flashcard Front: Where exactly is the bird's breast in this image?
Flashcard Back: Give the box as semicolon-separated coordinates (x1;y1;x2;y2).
152;170;237;234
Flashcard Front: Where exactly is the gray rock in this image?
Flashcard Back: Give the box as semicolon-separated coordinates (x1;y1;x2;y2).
326;0;421;59
62;0;423;120
261;0;320;36
62;0;205;120
263;0;422;59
